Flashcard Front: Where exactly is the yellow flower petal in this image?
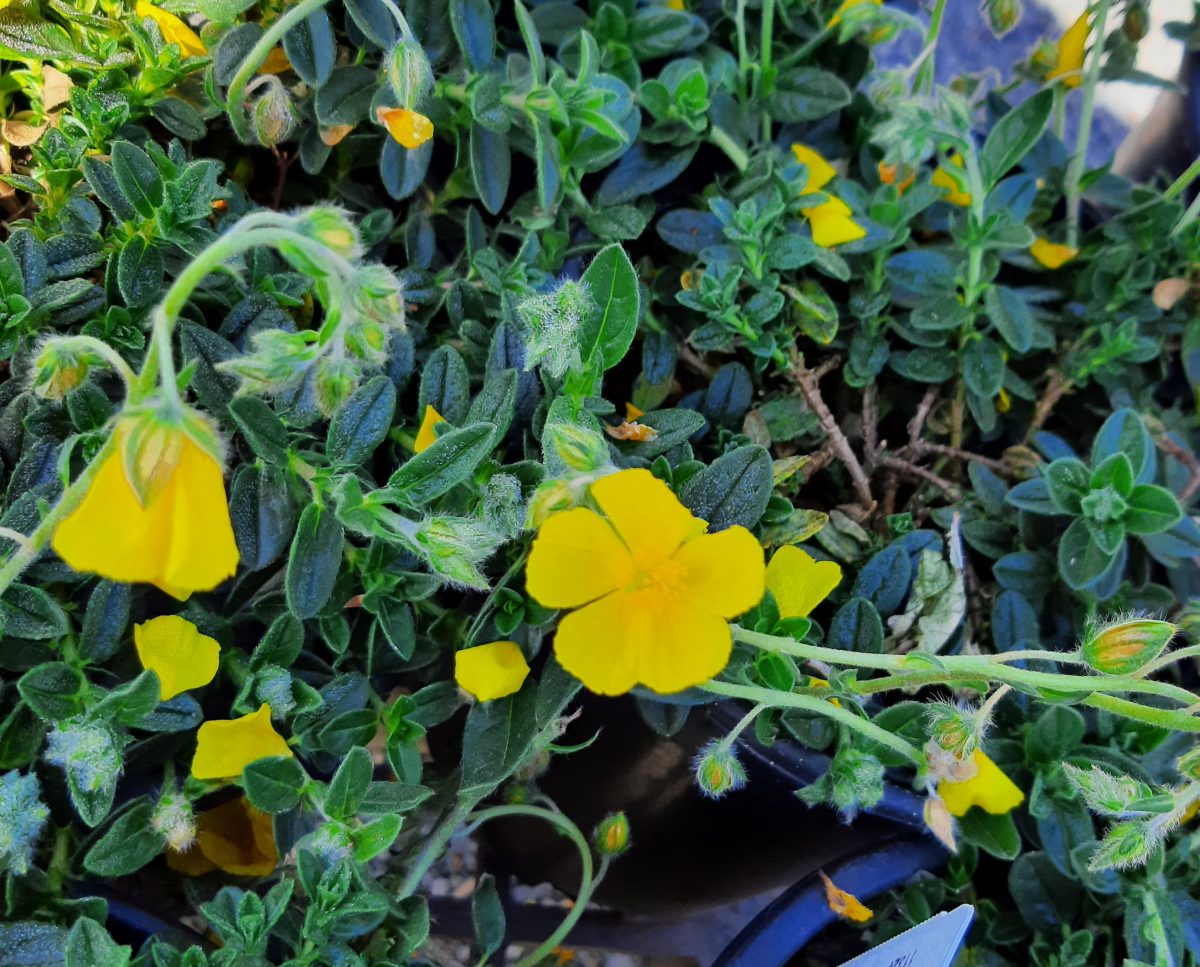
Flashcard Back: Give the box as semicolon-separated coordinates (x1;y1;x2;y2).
625;402;645;421
1047;11;1089;88
938;749;1025;817
1030;237;1078;269
878;160;915;193
377;107;433;149
526;507;635;608
765;546;843;618
828;0;881;28
414;404;446;453
820;871;874;923
803;196;867;247
790;143;837;191
258;47;292;75
997;387;1012;413
169;797;278;877
589;468;697;569
52;427;238;600
554;589;732;696
134;615;220;701
673;525;765;618
932;153;972;206
455;641;531;701
135;1;206;58
191;704;292;781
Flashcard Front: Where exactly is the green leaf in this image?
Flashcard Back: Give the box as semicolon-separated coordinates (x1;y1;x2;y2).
418;345;470;424
959;808;1022;859
353;813;402;862
243;756;307;813
386;422;496;505
962;338;1004;397
115;237;163;308
450;0;496;71
286;502;344;619
229;395;290;465
466;369;518;449
83;801;163;877
767;67;851;122
679;445;772;531
827;597;884;653
110;141;163;218
18;662;83;720
327;375;396;466
984;285;1034;353
65;918;130;967
470;123;510;215
79;582;130;664
1008;851;1081;932
533;115;561;211
1124;485;1182;535
1044;458;1090;514
283;7;335;87
460;681;537;800
0;584;68;641
359;781;433;815
981;90;1053;185
1089;452;1134;497
1058;516;1118;590
472;873;505;959
325;745;372;820
1026;706;1086;761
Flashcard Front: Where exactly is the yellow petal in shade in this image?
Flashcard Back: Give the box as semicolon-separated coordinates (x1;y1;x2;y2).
932;153;972;206
134;615;220;701
673;526;765;618
191;704;292;781
625;402;645;421
555;589;733;696
802;196;867;248
377;106;434;149
52;427;239;601
258;47;292;75
790;143;837;191
1047;12;1089;88
167;797;278;877
765;546;843;618
455;641;531;701
997;387;1012;414
819;871;874;923
590;468;697;568
938;749;1025;817
1030;237;1079;269
828;0;881;28
526;507;634;609
135;1;206;57
414;405;447;453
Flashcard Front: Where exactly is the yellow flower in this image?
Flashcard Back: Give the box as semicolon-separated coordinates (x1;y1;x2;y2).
52;422;239;601
135;1;206;58
1030;237;1079;269
258;47;292;75
166;797;278;877
192;704;292;781
803;195;867;248
414;404;447;453
819;870;873;922
932;153;972;206
937;749;1025;817
828;0;881;28
667;0;685;8
1047;12;1090;88
526;469;765;695
455;641;530;701
765;546;842;618
680;269;696;291
997;387;1012;413
134;615;220;701
377;106;434;149
790;143;837;192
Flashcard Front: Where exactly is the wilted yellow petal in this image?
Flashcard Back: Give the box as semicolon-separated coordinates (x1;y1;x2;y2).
258;47;291;75
1030;237;1078;269
134;615;220;700
938;749;1025;817
169;797;277;877
765;545;842;618
192;704;292;781
377;106;433;149
414;404;446;453
455;641;531;701
820;871;874;922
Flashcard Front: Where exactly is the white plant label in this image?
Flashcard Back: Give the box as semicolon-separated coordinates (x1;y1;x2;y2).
837;904;975;967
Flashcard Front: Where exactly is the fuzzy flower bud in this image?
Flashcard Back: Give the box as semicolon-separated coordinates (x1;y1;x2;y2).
927;703;979;758
44;717;126;796
1177;746;1200;782
0;770;49;875
517;280;594;379
314;357;360;417
152;786;196;852
544;423;611;475
1081;616;1177;675
982;0;1021;36
413;516;505;589
296;206;362;261
386;38;433;107
252;78;296;147
525;479;576;529
693;740;747;799
32;339;91;400
592;812;631;857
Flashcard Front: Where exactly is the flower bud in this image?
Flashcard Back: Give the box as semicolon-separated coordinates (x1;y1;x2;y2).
252;79;296;147
152;786;196;852
44;717;127;797
32;339;91;400
1177;746;1200;782
982;0;1021;36
593;812;631;857
386;39;433;107
296;206;362;261
0;770;49;876
1123;1;1148;41
313;357;360;417
413;516;504;589
545;423;610;474
525;479;576;529
1081;617;1177;676
923;796;956;851
693;740;747;799
927;704;978;758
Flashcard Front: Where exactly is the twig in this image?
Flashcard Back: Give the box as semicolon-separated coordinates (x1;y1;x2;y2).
877;457;963;500
863;383;879;460
787;348;876;513
906;441;1008;474
908;387;939;447
1156;434;1200;504
679;341;715;378
1023;369;1073;444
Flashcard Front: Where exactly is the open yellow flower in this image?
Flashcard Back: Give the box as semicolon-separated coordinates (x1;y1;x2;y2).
135;1;206;58
819;871;874;922
526;468;765;695
1047;12;1089;88
377;107;434;149
937;749;1025;817
134;615;220;701
167;796;278;877
828;0;881;29
455;641;530;701
803;195;867;248
414;404;447;453
1030;237;1078;269
192;704;292;781
932;153;972;206
52;419;239;600
765;546;842;618
790;143;837;192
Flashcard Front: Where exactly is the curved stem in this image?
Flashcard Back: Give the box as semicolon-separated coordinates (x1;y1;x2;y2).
224;0;336;144
1065;0;1111;247
1084;693;1200;733
465;805;595;967
61;335;137;387
702;678;926;767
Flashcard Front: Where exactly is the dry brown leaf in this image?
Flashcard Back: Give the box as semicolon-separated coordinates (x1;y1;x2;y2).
320;124;354;146
41;65;73;110
1153;277;1192;311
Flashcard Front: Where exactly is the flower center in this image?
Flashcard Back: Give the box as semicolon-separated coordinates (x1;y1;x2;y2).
628;557;687;596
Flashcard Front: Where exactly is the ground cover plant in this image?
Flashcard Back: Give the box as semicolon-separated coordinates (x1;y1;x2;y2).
3;0;1200;964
